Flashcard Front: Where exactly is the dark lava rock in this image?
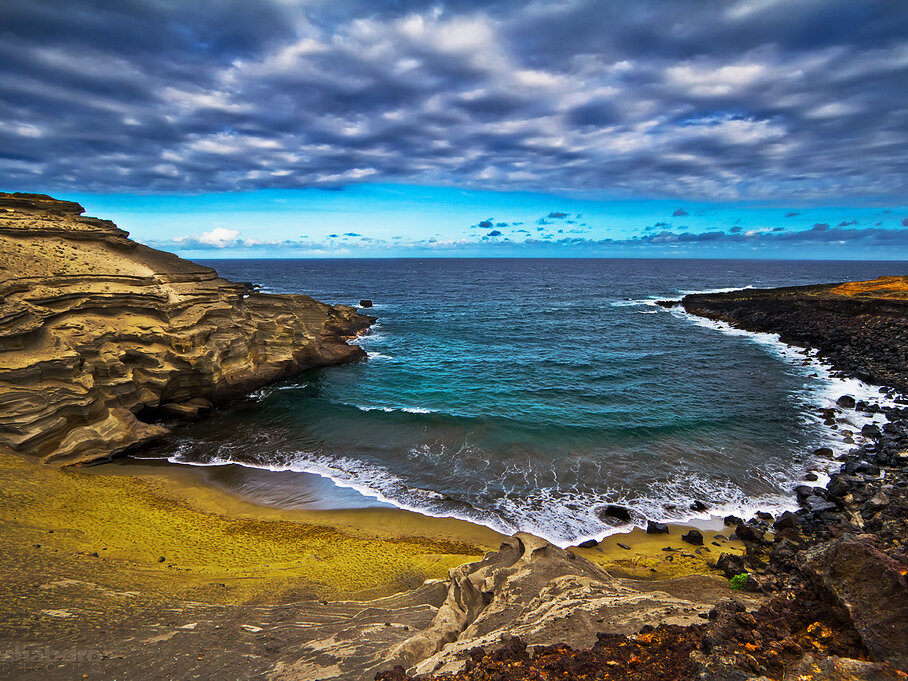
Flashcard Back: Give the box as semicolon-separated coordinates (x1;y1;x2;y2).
689;500;709;512
716;552;746;578
723;515;744;527
861;423;882;438
803;496;837;513
617;542;631;550
681;529;704;545
773;511;799;531
734;524;765;543
795;485;815;501
827;474;857;499
577;539;599;549
755;511;773;521
802;536;908;670
813;447;834;458
598;504;632;522
803;471;819;482
646;521;669;534
359;299;373;308
837;395;857;409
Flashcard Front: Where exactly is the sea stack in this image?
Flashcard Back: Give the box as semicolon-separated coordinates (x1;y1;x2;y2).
0;193;375;466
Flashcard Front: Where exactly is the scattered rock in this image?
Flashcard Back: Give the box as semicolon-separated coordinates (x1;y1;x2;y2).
734;524;765;543
577;539;599;549
681;529;703;546
646;521;669;534
772;511;798;531
716;553;746;578
837;395;857;409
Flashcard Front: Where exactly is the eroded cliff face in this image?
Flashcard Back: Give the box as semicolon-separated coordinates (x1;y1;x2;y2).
0;192;374;466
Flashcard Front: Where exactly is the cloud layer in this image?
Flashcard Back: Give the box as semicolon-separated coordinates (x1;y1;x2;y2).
2;0;907;200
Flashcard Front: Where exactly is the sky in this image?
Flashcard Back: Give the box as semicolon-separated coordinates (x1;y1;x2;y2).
2;0;907;259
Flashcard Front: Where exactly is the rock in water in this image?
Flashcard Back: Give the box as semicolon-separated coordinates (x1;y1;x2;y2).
0;193;375;465
359;299;373;308
597;504;632;522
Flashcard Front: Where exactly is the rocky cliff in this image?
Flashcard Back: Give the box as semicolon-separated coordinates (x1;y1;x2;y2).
0;192;374;466
663;276;908;394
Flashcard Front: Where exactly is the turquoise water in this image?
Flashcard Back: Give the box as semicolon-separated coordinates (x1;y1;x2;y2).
138;259;908;544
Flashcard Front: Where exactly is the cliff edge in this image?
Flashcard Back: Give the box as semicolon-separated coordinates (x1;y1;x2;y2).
0;192;374;466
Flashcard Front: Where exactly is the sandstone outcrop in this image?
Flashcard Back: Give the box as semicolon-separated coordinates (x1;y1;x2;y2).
0;192;374;465
385;533;721;677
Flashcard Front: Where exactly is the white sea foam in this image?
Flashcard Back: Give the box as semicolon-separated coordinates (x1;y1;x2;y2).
157;283;902;548
352;403;437;414
366;351;394;360
662;303;899;480
678;285;756;296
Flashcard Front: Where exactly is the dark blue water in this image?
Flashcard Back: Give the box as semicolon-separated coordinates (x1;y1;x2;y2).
142;259;908;544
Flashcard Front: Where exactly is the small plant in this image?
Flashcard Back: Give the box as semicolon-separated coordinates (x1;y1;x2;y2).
729;573;748;590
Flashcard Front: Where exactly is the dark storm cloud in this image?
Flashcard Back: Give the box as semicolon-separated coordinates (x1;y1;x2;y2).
477;219;494;228
672;208;689;217
1;0;907;199
486;229;502;237
547;211;569;219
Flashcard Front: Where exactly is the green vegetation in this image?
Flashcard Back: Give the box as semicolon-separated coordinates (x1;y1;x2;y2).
729;573;749;590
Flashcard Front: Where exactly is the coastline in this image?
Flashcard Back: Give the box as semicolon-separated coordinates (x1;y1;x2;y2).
3;220;906;680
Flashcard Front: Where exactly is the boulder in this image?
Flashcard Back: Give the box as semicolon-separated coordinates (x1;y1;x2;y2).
577;539;599;549
716;553;746;578
861;424;882;438
734;524;765;543
646;521;669;534
681;529;704;545
359;299;373;308
802;536;908;671
598;505;632;522
772;511;799;531
837;395;857;409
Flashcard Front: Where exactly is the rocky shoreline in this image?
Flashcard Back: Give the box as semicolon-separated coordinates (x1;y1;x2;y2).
2;204;906;681
377;278;908;680
0;193;375;465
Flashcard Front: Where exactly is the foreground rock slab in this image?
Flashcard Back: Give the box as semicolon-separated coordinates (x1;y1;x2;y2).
0;193;374;465
386;533;724;677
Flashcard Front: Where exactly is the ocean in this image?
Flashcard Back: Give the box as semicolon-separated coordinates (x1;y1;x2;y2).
136;258;908;546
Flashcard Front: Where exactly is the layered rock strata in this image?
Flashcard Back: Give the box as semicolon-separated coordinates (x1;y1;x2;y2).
0;192;373;466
